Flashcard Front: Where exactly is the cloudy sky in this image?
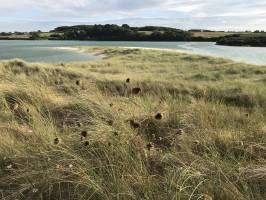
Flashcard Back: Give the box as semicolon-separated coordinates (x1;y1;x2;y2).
0;0;265;31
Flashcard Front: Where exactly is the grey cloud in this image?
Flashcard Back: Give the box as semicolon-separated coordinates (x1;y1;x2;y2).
0;0;265;31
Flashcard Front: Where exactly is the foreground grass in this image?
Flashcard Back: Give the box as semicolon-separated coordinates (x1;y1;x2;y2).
0;47;265;200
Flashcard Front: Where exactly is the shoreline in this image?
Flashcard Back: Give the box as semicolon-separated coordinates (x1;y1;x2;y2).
121;46;193;54
53;47;83;52
52;46;263;66
53;46;106;59
80;46;237;63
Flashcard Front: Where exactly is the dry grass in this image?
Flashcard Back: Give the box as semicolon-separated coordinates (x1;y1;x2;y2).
0;47;265;200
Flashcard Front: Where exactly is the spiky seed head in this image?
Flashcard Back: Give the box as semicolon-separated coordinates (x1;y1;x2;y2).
132;87;141;95
155;113;162;120
81;131;88;138
84;141;89;146
130;120;140;129
76;80;81;86
54;138;60;145
146;143;153;151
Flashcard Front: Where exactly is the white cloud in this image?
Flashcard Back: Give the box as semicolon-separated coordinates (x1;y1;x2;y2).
0;0;265;31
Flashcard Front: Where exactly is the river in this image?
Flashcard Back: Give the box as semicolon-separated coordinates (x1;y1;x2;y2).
0;40;266;65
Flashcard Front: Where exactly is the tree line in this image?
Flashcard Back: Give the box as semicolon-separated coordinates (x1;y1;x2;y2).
50;24;194;41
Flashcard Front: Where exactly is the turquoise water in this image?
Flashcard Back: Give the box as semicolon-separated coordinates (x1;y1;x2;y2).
1;40;266;65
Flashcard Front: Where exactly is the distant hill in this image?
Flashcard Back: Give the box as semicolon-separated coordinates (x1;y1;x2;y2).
50;24;194;41
217;33;266;47
2;25;266;46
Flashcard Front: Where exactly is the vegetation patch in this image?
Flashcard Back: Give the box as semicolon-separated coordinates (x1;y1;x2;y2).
0;47;265;199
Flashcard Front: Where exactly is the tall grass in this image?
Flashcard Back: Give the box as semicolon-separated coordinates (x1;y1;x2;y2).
0;48;265;199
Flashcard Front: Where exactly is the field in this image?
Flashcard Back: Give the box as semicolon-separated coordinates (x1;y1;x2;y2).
0;34;30;40
0;32;62;40
138;31;154;35
38;32;63;39
191;31;250;38
0;47;265;199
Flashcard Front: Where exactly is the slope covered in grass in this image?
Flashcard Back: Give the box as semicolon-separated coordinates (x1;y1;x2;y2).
0;48;265;200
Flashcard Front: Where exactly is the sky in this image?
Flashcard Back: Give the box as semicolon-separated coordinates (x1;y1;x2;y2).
0;0;266;32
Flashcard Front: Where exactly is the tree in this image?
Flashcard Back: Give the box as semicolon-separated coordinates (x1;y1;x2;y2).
29;32;40;40
122;24;130;29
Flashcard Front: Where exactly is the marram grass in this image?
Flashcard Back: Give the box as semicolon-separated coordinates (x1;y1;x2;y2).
0;47;265;200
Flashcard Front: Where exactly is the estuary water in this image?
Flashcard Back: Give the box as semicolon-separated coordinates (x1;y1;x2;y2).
0;40;266;65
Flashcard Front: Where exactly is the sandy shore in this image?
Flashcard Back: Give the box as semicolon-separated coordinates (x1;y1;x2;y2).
54;46;223;62
121;46;193;54
53;47;106;58
55;46;193;55
53;47;81;52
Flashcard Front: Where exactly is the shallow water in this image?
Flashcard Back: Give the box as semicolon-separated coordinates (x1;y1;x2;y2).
0;40;266;65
